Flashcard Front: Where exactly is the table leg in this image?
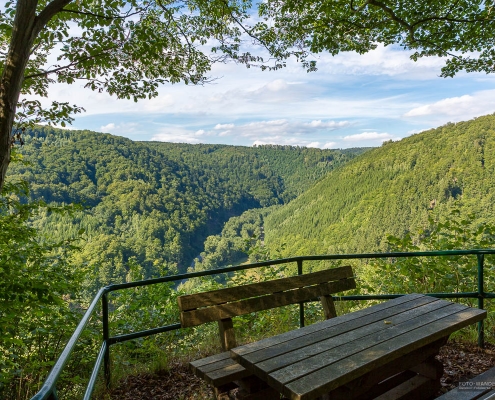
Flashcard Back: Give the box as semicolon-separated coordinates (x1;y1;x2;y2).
319;337;448;400
373;356;444;400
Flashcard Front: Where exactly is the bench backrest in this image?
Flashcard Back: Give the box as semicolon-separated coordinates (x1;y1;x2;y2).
178;266;355;350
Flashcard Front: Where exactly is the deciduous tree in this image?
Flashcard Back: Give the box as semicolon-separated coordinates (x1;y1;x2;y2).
0;0;260;192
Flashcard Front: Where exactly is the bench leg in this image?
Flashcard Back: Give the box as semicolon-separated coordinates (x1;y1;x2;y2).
214;383;238;400
234;376;280;400
235;386;280;400
410;356;444;381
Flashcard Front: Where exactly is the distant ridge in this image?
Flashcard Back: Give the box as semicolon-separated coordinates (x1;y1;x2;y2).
265;113;495;255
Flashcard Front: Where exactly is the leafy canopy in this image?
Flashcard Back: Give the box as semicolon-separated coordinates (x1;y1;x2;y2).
364;208;495;297
255;0;495;77
1;0;273;129
2;0;493;134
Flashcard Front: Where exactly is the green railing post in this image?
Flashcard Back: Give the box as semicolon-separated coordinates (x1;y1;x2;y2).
298;259;304;328
477;253;485;348
102;292;111;387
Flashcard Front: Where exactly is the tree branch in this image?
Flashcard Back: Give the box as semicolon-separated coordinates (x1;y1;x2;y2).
221;0;271;53
350;0;370;13
366;0;416;41
34;0;74;36
29;41;43;57
412;15;491;28
24;51;110;80
60;7;143;21
157;0;193;48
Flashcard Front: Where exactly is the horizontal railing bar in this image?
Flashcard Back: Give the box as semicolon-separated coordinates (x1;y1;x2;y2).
335;292;481;301
31;287;106;400
83;342;107;400
102;249;495;294
103;261;287;293
108;323;182;345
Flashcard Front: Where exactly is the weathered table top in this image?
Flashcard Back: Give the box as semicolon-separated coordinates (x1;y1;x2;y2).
230;294;486;400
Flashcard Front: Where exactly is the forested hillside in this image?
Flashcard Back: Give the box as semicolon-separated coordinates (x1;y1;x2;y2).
263;114;495;256
7;126;366;293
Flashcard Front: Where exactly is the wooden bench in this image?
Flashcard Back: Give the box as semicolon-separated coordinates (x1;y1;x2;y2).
177;266;356;400
436;367;495;400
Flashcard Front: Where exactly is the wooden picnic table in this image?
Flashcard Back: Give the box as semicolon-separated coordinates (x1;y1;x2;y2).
230;294;486;400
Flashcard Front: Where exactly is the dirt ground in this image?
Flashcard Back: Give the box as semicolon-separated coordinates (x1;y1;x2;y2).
108;340;495;400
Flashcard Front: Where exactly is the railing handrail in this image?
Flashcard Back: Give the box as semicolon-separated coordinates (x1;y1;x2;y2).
31;249;495;400
102;249;495;292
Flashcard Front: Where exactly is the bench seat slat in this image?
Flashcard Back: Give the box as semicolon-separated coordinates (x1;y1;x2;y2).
190;351;251;387
178;266;354;311
181;278;356;327
190;351;231;368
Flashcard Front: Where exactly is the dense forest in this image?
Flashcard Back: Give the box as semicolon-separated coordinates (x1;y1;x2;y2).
6;126;366;293
262;114;495;257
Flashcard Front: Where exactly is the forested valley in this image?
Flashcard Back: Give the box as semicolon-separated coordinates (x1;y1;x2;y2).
5;114;495;399
7;126;366;292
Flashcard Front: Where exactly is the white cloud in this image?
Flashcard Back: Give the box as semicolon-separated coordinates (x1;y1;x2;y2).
39;45;456;128
343;132;393;142
315;44;446;80
227;119;350;139
214;123;235;130
151;118;350;148
143;94;174;112
206;78;303;106
100;122;138;134
323;142;337;149
405;95;473;117
100;123;115;132
404;90;495;121
265;79;289;92
151;126;207;144
305;120;349;128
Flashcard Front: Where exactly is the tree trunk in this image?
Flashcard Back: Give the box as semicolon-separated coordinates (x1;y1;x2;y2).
0;0;38;192
0;0;72;192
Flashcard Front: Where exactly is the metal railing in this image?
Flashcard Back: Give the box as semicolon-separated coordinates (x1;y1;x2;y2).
31;249;495;400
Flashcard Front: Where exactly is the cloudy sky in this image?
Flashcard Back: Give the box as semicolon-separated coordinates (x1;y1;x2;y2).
47;43;495;149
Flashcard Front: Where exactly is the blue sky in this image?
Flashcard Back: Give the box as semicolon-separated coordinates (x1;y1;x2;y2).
48;44;495;149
